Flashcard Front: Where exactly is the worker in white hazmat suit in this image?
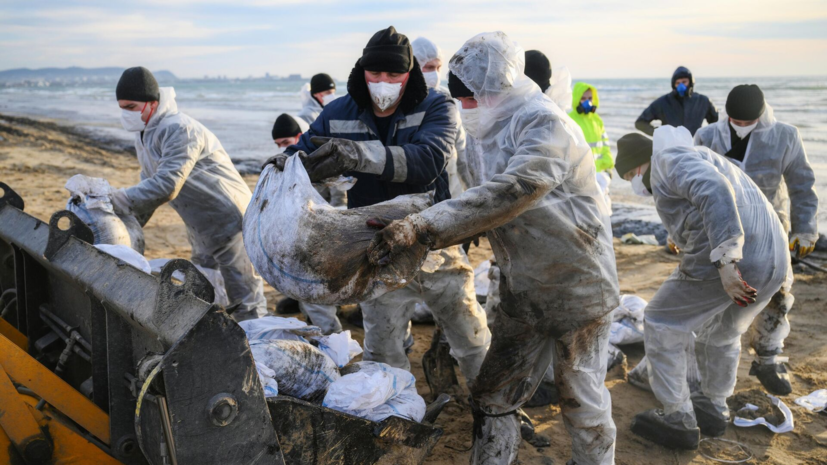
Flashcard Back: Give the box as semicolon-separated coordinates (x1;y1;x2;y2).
413;36;469;199
368;32;619;465
111;67;267;321
615;127;790;450
694;84;818;396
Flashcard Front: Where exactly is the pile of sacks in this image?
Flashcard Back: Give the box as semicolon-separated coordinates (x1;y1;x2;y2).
240;316;426;423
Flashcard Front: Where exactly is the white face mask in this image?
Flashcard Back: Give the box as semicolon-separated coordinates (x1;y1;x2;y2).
120;107;147;132
631;173;652;197
367;81;403;111
423;71;440;89
321;93;337;106
730;120;758;139
460;106;480;139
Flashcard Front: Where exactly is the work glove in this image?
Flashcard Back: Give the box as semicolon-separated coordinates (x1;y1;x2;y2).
366;214;432;266
305;137;387;182
789;234;816;259
718;262;757;307
110;188;133;216
262;151;309;172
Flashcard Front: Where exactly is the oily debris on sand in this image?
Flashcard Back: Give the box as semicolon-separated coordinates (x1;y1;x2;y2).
728;389;785;426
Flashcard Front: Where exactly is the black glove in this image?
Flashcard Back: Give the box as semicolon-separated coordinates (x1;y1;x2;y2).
304;137;360;182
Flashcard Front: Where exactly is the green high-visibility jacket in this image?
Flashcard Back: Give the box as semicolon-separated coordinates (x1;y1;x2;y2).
568;82;614;172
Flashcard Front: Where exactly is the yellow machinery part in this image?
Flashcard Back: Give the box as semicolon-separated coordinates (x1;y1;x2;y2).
0;334;110;445
0;393;121;464
0;317;27;350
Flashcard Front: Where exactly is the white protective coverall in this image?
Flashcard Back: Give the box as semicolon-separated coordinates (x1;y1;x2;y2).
409;32;620;465
296;83;324;126
645;126;790;417
413;36;469;199
360;245;490;380
694;105;818;364
119;88;267;321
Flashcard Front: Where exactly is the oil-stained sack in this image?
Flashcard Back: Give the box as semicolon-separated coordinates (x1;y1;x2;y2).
250;339;340;402
65;174;145;254
243;156;431;305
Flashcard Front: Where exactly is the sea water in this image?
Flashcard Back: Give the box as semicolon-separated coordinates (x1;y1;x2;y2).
2;76;825;231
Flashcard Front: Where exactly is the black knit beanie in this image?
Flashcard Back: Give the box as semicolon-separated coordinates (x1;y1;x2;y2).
615;133;654;179
448;72;474;99
525;50;552;92
310;73;336;95
726;85;765;121
360;26;414;74
116;67;160;102
271;114;302;140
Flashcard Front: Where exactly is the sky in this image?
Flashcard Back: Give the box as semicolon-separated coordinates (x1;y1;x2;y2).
2;0;827;80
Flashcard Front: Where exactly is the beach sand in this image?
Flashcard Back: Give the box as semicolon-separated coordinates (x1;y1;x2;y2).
2;114;826;464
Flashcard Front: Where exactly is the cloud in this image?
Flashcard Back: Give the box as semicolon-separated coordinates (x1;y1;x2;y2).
679;19;827;40
0;0;826;78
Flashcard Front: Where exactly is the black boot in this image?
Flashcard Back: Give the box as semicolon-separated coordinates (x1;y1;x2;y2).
631;409;700;450
690;392;729;437
518;409;550;448
275;297;300;315
524;381;560;408
749;361;792;395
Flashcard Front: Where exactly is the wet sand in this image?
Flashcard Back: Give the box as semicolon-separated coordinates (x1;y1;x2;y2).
2;113;826;464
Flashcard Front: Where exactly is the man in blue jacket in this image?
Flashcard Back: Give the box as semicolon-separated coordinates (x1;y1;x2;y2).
282;26;490;382
636;66;718;136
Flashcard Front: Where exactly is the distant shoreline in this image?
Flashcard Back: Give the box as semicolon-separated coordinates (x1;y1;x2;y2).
0;112;135;157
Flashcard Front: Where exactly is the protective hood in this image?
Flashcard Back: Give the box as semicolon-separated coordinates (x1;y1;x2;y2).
345;58;429;114
448;31;542;140
571;82;599;111
412;37;443;67
299;83;322;111
671;66;695;97
545;65;572;112
653;125;694;157
145;87;178;130
671;66;694;89
750;102;777;133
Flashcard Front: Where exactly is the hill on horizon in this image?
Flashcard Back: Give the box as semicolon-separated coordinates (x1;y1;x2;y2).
0;66;177;83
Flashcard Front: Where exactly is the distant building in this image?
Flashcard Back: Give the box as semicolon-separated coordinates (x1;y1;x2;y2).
287;74;302;80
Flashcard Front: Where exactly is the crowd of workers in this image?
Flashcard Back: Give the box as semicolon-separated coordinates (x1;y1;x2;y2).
111;25;817;465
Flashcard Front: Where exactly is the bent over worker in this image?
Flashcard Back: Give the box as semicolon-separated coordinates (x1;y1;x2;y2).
616;127;789;449
112;67;266;321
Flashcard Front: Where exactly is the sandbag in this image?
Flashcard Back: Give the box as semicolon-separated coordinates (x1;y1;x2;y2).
323;361;426;422
243;156;432;305
609;294;647;346
65;174;145;253
249;339;340;402
241;316;362;368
